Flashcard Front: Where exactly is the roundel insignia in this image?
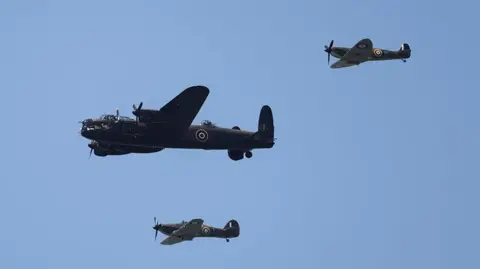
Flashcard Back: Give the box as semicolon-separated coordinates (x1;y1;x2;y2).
373;48;383;57
356;43;368;49
202;227;210;234
195;129;208;142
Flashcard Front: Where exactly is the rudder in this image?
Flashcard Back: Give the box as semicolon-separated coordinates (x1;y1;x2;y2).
224;219;240;237
399;43;411;58
400;43;411;51
258;105;274;138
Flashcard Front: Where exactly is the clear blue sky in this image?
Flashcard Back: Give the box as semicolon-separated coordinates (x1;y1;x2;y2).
1;0;479;268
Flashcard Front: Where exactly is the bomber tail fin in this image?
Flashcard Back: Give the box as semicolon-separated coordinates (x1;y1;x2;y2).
256;105;274;139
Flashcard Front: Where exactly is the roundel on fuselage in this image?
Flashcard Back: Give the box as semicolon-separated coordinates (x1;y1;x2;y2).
195;129;208;142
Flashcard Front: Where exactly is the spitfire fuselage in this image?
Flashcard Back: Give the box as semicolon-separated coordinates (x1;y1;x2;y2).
156;223;238;239
330;47;410;61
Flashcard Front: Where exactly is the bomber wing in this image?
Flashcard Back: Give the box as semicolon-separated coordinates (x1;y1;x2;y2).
160;218;204;245
331;38;373;68
134;85;210;134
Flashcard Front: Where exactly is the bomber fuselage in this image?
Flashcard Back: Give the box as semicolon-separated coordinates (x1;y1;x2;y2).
80;119;273;150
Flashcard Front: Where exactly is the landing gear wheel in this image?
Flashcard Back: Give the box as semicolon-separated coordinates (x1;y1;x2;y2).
245;151;253;158
226;238;230;242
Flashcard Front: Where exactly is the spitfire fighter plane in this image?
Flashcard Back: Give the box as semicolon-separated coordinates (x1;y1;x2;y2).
79;85;275;161
152;217;240;245
324;38;411;69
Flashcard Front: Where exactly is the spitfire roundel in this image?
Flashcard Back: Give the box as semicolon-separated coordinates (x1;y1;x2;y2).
202;227;210;234
373;48;383;57
195;129;209;142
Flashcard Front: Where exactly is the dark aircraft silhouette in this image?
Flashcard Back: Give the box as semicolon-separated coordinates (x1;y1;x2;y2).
79;85;275;161
324;38;411;68
152;217;240;245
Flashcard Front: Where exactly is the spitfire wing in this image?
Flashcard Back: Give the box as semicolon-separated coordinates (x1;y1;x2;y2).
330;59;358;69
160;219;204;245
341;38;373;63
137;86;209;131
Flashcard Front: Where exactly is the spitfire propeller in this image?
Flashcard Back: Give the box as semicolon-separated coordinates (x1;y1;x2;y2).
324;40;334;64
153;217;161;241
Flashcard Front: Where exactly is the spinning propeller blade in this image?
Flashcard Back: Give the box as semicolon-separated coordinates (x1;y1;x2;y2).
133;102;143;121
133;102;143;111
89;148;93;159
324;40;334;64
153;217;159;241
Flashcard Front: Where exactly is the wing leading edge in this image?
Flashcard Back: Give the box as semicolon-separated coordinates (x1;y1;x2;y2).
137;86;210;133
160;219;204;245
330;38;373;69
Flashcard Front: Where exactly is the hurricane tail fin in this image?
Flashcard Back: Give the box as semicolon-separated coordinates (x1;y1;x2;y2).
224;220;240;237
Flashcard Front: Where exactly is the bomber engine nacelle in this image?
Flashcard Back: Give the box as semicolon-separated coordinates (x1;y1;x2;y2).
228;149;244;161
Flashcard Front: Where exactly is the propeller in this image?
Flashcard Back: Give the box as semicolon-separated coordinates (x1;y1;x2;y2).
324;40;334;64
153;217;160;241
115;108;120;121
132;102;143;121
88;141;98;159
133;102;143;112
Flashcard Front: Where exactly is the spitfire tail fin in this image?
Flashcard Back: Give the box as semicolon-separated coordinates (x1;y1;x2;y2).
399;43;411;58
224;219;240;237
257;105;274;139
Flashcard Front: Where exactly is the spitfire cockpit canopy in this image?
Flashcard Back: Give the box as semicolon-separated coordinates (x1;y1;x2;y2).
97;114;134;121
201;120;217;127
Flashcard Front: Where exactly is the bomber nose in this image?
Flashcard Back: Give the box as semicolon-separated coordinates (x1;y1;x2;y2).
81;119;94;128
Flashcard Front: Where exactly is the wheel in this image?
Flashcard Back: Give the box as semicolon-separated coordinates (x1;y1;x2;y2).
226;238;230;242
245;151;253;158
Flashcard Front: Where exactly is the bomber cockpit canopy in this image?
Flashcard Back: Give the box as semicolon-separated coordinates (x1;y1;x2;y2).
98;114;134;121
201;120;217;127
98;114;116;121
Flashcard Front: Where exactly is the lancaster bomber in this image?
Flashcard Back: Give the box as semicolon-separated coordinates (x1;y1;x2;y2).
324;38;411;68
152;217;240;245
79;85;275;161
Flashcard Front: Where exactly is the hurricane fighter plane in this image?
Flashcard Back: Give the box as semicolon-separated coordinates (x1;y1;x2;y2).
79;85;275;161
152;217;240;245
324;38;411;69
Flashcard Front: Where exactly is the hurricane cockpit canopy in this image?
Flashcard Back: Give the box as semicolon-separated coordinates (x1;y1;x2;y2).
201;120;216;127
